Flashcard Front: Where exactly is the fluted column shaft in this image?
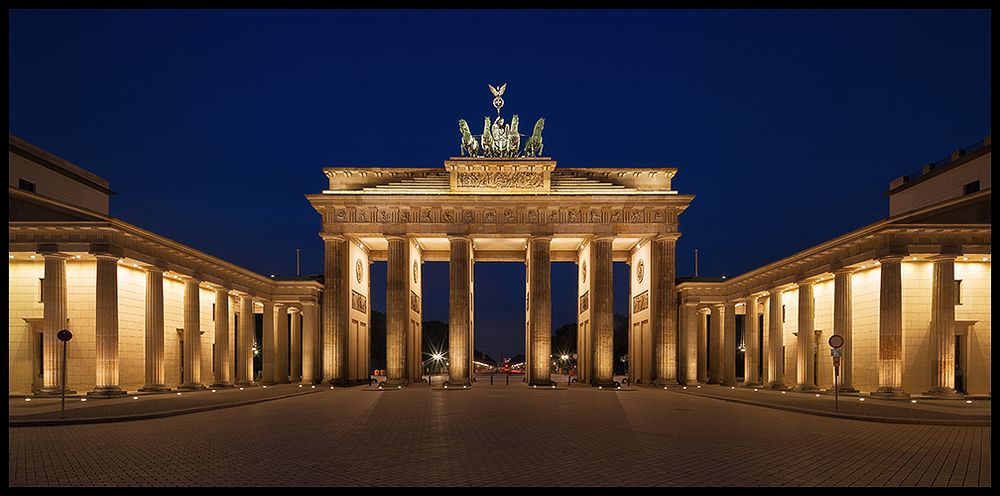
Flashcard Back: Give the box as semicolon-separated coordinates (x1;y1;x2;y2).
261;300;276;385
91;255;124;395
722;301;737;386
141;268;167;391
385;236;409;385
795;281;818;391
743;296;761;386
274;304;288;383
323;235;349;384
696;308;708;383
181;279;202;388
680;302;699;384
708;305;723;384
290;308;302;382
652;235;678;385
448;237;473;386
766;288;786;389
302;302;320;384
875;256;906;396
833;269;855;391
528;236;554;386
927;256;958;395
40;254;69;393
236;295;254;385
591;237;615;386
211;288;232;387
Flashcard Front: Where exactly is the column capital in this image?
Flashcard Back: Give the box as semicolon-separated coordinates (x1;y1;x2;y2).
320;233;347;242
301;300;319;308
92;253;119;262
653;233;681;243
832;266;856;275
590;234;615;243
767;287;783;297
795;279;814;289
288;306;302;314
877;254;905;264
143;264;167;274
447;234;473;242
384;234;409;242
40;251;72;260
176;273;201;284
927;254;958;263
528;234;553;243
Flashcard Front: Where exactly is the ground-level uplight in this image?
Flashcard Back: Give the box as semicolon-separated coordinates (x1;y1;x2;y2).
753;389;758;392
239;387;244;391
24;398;31;402
911;399;918;404
815;394;821;397
966;400;973;404
132;396;139;400
859;398;865;402
81;398;87;402
176;392;182;396
311;385;315;389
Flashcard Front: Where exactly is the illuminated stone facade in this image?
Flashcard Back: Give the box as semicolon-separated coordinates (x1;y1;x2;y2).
677;138;992;396
308;157;692;387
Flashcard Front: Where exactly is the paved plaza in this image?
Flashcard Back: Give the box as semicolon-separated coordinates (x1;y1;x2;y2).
8;384;991;486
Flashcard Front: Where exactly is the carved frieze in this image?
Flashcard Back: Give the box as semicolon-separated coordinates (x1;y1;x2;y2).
329;205;682;227
579;291;590;314
456;171;544;190
351;290;367;313
410;290;421;314
632;290;649;313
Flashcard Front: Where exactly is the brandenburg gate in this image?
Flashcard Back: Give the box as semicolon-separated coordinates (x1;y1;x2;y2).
307;85;693;388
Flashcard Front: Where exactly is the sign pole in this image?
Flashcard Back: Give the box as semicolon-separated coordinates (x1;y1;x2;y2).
834;363;839;413
60;339;68;419
57;329;74;420
828;334;844;414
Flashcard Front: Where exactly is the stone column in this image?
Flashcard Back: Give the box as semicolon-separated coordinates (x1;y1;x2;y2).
302;301;319;384
236;295;254;385
447;236;473;386
89;255;126;396
274;303;288;384
39;253;70;395
289;307;302;382
696;308;708;384
874;256;907;397
722;301;737;386
708;304;723;384
140;267;168;392
528;236;554;386
652;235;678;386
385;235;409;386
743;295;761;387
680;302;699;385
261;300;276;385
179;278;203;389
926;255;959;395
591;236;615;387
794;281;818;391
766;288;787;389
832;268;857;392
322;234;349;385
210;288;233;388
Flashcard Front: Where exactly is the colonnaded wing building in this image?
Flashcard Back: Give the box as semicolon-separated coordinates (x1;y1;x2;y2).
6;90;993;398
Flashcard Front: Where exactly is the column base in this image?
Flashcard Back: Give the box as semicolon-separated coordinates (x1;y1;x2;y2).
35;388;77;397
260;380;277;386
178;383;206;390
834;385;860;394
592;380;618;389
766;382;790;390
87;387;127;398
653;378;679;387
445;378;472;387
870;387;908;399
382;379;409;388
792;384;820;392
208;382;235;389
741;381;764;388
923;386;963;397
721;380;739;387
327;378;352;387
138;385;172;393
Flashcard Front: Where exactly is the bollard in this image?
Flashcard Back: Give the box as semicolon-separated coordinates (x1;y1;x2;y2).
490;374;494;386
506;374;509;386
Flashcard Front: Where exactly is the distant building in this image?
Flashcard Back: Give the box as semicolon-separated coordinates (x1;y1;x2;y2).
8;135;321;396
678;136;991;397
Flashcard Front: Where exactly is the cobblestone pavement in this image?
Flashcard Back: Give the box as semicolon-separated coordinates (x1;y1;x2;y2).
667;385;991;423
9;384;323;422
8;385;991;486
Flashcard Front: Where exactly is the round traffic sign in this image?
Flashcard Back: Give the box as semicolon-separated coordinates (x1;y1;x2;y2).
57;329;73;342
828;334;844;349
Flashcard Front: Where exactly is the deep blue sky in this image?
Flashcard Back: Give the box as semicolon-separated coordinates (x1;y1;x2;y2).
9;10;991;360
